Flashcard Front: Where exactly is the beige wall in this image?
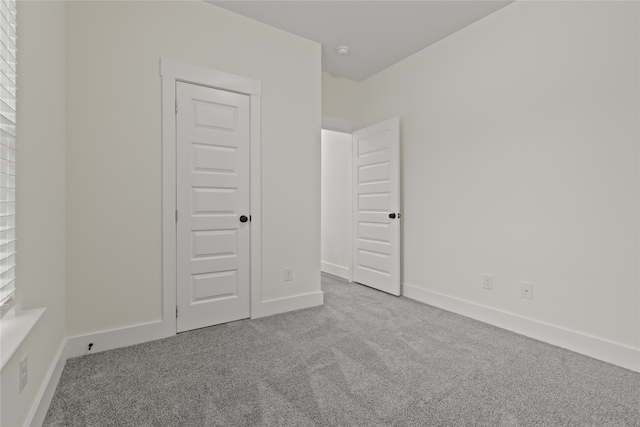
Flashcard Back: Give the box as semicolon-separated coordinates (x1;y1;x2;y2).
321;130;351;276
356;1;639;347
322;72;361;126
1;2;68;425
4;1;637;422
3;1;321;421
65;1;321;334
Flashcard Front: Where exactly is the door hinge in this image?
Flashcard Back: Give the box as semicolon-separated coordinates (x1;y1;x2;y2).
175;210;178;223
176;307;178;318
175;100;178;114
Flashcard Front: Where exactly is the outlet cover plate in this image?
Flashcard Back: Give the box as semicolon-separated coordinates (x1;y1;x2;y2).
483;274;493;290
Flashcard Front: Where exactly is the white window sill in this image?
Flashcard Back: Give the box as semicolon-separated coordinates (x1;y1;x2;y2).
0;307;46;370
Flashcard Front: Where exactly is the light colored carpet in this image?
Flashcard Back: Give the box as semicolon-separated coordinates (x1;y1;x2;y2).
44;273;640;426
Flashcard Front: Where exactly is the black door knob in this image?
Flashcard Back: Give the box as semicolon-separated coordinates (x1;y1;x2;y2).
239;215;249;223
389;213;396;219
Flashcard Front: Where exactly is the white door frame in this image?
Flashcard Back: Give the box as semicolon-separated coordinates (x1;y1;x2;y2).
161;58;262;335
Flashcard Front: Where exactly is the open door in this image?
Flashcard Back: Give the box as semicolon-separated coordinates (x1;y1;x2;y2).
351;117;400;295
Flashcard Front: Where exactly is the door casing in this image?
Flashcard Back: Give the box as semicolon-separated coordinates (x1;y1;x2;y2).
161;58;262;336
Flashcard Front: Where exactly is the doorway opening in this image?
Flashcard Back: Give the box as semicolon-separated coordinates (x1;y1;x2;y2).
321;117;402;296
161;58;262;336
321;129;353;281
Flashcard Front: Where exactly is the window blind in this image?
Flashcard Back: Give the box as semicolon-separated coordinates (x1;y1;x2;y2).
0;0;16;316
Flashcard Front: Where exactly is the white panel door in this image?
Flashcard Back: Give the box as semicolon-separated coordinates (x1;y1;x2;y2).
176;82;251;332
352;117;400;295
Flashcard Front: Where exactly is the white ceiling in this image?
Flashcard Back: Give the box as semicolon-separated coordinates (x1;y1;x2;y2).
209;1;513;82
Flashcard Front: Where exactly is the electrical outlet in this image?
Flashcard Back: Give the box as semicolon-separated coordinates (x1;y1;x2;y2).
521;282;533;299
482;274;493;290
284;267;293;282
20;355;28;393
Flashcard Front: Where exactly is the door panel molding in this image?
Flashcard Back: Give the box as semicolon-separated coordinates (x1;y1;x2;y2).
176;83;250;332
161;58;261;336
351;117;400;295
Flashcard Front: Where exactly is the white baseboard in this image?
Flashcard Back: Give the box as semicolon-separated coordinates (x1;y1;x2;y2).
25;320;172;426
65;320;171;359
321;261;350;280
28;296;326;425
27;339;67;427
402;283;640;373
65;290;325;358
253;291;324;319
64;290;327;358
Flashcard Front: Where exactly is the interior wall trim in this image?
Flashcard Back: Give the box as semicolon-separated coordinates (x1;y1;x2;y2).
32;288;322;424
321;261;350;280
65;321;167;359
160;57;263;336
402;283;640;372
252;291;324;319
27;340;67;427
